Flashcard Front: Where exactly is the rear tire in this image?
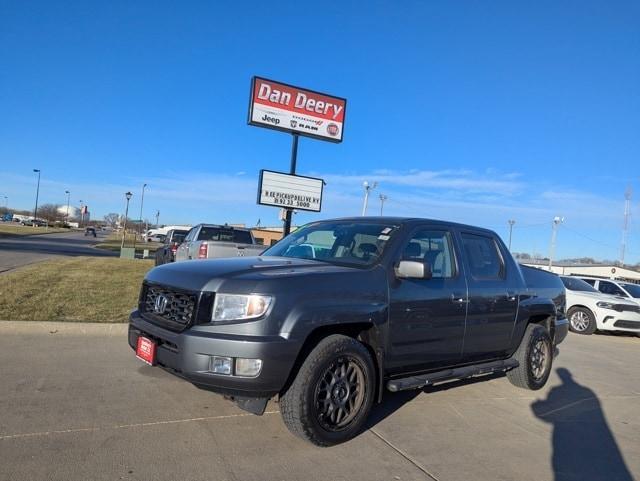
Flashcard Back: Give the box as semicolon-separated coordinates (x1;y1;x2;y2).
568;307;596;335
280;335;375;447
507;324;553;390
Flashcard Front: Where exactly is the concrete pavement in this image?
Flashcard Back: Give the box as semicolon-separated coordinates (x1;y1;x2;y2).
0;322;638;481
0;229;115;273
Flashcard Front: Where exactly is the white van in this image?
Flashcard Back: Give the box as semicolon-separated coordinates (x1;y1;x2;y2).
143;225;191;242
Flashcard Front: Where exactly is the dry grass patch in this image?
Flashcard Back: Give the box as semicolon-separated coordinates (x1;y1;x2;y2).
0;257;153;322
0;224;71;236
95;233;161;254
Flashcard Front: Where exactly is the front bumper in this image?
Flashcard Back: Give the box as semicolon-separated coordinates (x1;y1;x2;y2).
596;309;640;333
128;310;301;400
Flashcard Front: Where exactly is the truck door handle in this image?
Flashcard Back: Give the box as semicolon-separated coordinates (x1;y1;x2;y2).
451;294;469;304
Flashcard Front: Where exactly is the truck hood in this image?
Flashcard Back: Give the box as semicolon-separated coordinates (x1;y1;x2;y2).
146;256;361;292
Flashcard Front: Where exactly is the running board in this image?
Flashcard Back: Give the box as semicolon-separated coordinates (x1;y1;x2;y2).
386;359;519;392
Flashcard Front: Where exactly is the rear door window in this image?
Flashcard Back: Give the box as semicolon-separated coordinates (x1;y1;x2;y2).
460;233;505;280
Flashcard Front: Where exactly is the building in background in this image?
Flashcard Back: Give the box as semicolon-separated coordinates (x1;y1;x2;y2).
250;227;292;246
522;260;640;283
56;205;80;220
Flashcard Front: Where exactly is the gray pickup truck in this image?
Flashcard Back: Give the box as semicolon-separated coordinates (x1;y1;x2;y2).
129;217;568;446
174;224;264;261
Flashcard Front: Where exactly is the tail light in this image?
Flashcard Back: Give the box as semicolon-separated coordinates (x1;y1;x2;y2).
198;243;208;259
170;243;178;254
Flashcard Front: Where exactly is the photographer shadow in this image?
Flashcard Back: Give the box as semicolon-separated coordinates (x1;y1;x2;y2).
532;368;633;481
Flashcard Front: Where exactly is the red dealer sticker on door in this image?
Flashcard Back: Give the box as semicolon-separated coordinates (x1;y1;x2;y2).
248;76;346;143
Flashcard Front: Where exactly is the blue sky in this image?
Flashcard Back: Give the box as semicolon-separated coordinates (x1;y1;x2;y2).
1;1;639;262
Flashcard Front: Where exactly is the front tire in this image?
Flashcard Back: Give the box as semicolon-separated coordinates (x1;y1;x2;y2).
507;324;553;390
280;335;375;447
568;307;596;335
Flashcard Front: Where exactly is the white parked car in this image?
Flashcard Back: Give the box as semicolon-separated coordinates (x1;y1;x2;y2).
574;276;640;306
560;276;640;335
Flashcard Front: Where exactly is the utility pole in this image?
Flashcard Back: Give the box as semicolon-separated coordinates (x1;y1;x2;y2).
282;135;299;237
508;219;516;250
65;190;71;224
548;216;564;270
79;200;84;226
133;183;147;250
155;210;160;228
33;169;41;226
379;194;388;215
361;181;378;216
121;192;133;249
620;187;632;266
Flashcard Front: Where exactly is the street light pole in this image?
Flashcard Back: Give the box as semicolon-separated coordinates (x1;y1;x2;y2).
548;216;564;270
65;190;71;224
508;219;515;250
121;192;133;249
79;200;84;226
133;183;147;250
33;169;41;226
3;195;7;215
361;181;378;216
379;194;388;215
155;210;160;228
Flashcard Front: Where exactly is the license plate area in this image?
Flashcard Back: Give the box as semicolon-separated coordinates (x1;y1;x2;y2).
136;336;156;366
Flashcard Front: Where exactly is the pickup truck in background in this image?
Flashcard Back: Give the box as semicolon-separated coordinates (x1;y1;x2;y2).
155;228;190;266
174;224;264;261
129;217;568;446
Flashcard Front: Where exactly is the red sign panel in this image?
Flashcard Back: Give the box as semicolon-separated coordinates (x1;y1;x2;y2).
136;336;156;366
248;76;346;143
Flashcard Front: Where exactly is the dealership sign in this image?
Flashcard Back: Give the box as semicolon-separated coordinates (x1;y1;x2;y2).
248;77;346;143
257;170;324;212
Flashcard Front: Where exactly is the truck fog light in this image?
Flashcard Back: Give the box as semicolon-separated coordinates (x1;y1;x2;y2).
235;358;263;377
211;356;232;375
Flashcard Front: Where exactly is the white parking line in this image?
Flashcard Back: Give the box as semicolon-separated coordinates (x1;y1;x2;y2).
0;411;281;441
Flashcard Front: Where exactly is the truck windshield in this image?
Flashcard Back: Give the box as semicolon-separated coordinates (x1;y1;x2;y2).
198;227;253;244
620;283;640;298
561;277;599;292
262;221;399;267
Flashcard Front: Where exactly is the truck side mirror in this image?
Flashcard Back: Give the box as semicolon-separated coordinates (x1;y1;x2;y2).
396;260;432;280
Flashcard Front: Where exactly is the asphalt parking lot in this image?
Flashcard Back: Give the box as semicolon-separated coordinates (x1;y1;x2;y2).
0;229;114;273
0;322;638;481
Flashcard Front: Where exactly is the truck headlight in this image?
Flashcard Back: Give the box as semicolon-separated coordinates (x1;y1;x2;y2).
596;301;618;310
212;294;273;322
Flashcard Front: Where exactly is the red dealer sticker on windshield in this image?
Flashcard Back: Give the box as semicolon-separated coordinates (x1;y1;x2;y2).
248;76;346;143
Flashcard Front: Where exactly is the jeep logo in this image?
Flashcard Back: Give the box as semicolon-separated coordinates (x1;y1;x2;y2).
261;114;280;125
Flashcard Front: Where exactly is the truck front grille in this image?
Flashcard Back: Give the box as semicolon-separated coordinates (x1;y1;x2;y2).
141;284;197;328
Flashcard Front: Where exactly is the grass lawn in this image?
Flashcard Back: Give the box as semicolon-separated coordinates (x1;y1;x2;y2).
95;233;162;254
0;257;153;322
0;224;72;236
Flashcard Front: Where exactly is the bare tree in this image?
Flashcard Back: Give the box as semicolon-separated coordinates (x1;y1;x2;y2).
103;213;120;227
38;204;62;223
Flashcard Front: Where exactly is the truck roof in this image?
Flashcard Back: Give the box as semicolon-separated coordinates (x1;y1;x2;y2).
194;223;252;231
315;216;498;236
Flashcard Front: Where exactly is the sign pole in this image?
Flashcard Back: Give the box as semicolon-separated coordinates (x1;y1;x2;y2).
283;134;299;236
